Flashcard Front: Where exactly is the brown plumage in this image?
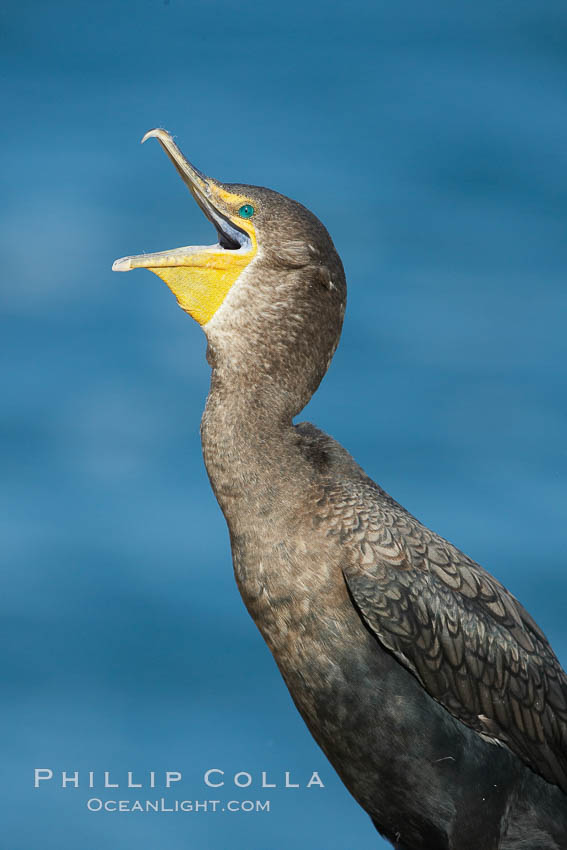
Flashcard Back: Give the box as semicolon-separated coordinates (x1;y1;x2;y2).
115;131;567;850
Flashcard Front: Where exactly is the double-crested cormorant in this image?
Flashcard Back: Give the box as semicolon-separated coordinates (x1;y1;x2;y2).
113;129;567;849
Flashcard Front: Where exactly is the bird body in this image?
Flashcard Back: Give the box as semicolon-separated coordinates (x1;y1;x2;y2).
114;130;567;849
203;400;567;849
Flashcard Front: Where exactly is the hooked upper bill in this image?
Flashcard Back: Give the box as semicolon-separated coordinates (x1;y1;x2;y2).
112;128;257;325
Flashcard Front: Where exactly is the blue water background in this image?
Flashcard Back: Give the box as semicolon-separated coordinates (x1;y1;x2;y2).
2;1;567;847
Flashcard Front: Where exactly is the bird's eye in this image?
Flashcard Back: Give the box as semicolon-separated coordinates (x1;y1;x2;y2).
238;204;255;219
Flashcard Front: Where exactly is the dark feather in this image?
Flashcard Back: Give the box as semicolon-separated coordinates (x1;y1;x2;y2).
318;475;567;793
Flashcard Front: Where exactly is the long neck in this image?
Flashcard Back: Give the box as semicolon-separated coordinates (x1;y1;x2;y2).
199;256;345;532
200;360;311;535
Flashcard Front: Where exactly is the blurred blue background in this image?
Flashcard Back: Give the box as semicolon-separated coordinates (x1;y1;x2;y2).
2;1;567;847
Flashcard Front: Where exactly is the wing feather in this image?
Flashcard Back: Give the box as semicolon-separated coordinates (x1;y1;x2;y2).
319;479;567;793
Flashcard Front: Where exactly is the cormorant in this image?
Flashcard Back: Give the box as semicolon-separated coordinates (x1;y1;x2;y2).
113;129;567;850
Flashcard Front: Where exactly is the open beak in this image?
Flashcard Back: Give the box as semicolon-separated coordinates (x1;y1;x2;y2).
112;129;257;325
112;128;251;273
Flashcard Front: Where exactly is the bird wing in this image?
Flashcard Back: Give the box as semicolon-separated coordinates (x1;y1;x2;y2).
326;480;567;793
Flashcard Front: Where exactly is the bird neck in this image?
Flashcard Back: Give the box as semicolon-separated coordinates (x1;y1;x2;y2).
199;257;344;530
200;360;311;533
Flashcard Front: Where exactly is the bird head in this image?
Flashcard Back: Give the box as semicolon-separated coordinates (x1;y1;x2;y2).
113;129;346;411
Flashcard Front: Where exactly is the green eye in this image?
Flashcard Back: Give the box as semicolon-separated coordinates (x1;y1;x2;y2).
238;204;255;219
